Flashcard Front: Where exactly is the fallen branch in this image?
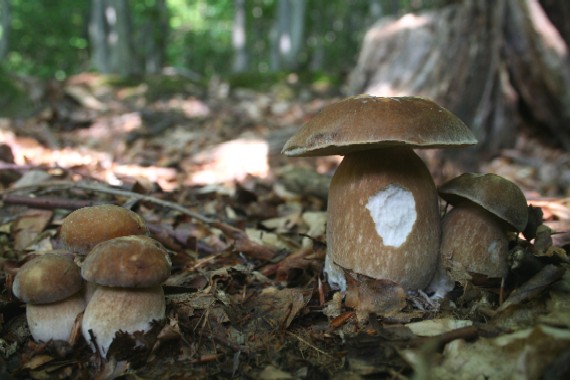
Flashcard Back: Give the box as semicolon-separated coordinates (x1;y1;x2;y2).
1;180;215;224
3;194;107;210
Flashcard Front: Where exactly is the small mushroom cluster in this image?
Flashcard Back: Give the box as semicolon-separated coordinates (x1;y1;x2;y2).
437;173;528;281
282;95;529;314
12;204;171;357
12;254;85;343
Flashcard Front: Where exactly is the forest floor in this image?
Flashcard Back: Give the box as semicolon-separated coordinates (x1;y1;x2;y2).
0;73;569;379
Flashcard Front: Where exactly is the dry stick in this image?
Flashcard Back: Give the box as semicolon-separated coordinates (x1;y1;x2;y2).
3;194;107;210
1;180;215;224
286;331;335;360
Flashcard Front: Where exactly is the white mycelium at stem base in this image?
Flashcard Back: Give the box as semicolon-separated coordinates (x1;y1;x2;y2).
325;148;440;291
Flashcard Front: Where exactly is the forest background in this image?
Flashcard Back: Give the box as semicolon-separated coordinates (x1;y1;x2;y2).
0;0;444;97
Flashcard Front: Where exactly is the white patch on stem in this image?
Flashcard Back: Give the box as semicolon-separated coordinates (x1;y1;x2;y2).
365;184;416;247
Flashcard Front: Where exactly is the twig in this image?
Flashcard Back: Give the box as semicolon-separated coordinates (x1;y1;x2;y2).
1;180;215;224
3;194;107;210
286;331;335;360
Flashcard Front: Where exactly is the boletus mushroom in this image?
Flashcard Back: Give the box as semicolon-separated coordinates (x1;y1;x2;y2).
438;173;528;281
282;95;476;314
60;204;148;255
12;254;85;342
81;235;171;356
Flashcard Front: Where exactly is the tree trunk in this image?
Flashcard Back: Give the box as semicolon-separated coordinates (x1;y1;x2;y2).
348;0;570;171
308;0;326;71
232;0;248;73
138;0;168;74
89;0;137;76
270;0;306;71
0;0;8;60
286;0;306;69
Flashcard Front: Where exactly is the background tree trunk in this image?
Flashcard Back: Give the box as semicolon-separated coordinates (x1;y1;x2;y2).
348;0;570;173
270;0;306;71
307;0;327;71
0;0;9;60
232;0;248;73
89;0;137;76
137;0;168;74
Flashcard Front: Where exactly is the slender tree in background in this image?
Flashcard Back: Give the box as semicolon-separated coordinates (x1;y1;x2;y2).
307;0;325;71
0;0;8;60
137;0;168;74
270;0;306;71
232;0;248;73
89;0;136;76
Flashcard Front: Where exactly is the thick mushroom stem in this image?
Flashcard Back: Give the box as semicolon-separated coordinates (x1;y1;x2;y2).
26;292;85;342
82;286;165;356
326;147;440;300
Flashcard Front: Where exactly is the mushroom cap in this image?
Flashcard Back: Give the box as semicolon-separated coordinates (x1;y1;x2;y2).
13;254;83;304
282;95;477;157
82;286;165;356
438;173;528;231
82;235;171;288
60;204;148;254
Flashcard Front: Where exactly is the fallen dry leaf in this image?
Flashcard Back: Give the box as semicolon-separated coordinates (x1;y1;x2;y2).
11;209;53;250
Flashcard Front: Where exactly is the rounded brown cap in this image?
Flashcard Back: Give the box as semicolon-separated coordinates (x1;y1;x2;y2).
438;173;529;232
81;235;171;288
282;95;477;157
13;254;83;304
60;205;148;254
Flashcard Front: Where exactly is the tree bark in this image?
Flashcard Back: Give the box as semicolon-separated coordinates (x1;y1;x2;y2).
89;0;137;76
348;0;570;169
138;0;168;74
232;0;248;73
307;0;326;71
270;0;306;71
0;0;8;60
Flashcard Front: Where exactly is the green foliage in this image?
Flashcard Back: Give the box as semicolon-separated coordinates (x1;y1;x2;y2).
228;70;343;98
98;73;204;102
1;0;448;80
228;71;288;91
166;0;234;76
0;67;33;117
4;0;89;78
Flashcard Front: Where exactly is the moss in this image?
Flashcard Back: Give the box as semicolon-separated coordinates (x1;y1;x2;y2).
0;69;35;118
228;70;343;97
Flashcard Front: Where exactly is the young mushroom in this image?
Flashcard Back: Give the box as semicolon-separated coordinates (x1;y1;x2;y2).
282;95;476;314
80;235;171;356
12;254;85;342
60;204;148;255
438;173;528;281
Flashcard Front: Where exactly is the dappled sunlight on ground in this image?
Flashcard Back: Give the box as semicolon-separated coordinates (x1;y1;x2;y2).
186;137;269;185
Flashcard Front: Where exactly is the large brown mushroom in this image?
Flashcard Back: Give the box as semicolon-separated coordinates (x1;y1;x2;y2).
12;254;85;342
81;235;171;356
282;95;476;313
438;173;528;281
